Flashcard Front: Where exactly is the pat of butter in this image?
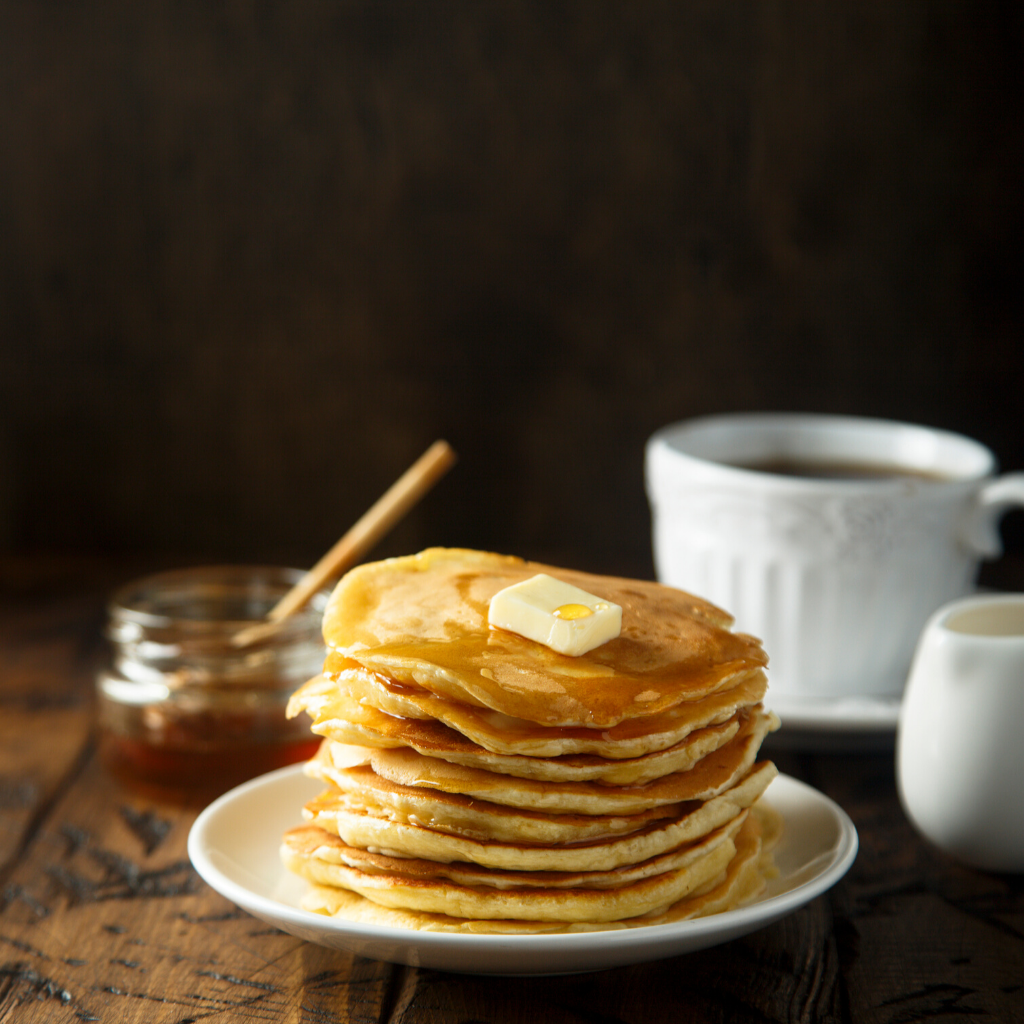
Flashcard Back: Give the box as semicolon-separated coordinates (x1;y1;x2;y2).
488;574;622;656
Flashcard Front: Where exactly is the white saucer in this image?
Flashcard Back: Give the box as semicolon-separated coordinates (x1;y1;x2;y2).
187;764;858;976
767;692;901;733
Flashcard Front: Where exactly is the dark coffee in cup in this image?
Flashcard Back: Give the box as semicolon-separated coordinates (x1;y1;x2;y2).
730;458;949;483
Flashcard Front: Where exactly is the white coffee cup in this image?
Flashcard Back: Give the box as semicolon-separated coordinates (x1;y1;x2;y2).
897;593;1024;872
645;412;1024;701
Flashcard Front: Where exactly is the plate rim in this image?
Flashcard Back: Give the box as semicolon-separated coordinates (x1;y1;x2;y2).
187;763;858;970
767;692;901;733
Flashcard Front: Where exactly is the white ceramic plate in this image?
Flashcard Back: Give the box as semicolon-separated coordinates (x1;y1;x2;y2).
768;692;901;733
187;765;857;975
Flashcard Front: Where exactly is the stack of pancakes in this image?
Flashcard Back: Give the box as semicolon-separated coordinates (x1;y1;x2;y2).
281;548;781;933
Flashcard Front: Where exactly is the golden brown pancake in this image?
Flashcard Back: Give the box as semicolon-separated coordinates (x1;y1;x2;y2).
320;548;767;728
283;813;744;890
295;806;778;933
293;688;768;786
306;708;777;816
282;816;742;923
280;548;781;933
304;772;680;845
290;667;769;760
304;761;777;872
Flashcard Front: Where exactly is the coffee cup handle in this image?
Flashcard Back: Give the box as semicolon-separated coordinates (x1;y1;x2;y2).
963;473;1024;557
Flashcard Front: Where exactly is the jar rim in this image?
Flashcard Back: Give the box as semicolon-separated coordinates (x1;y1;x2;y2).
108;564;330;634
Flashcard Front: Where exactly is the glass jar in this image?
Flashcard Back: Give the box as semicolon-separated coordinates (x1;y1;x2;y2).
97;565;328;803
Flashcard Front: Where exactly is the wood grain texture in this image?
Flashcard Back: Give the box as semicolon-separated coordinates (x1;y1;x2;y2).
2;558;1023;1024
379;897;845;1024
776;750;1024;1024
0;755;398;1024
0;593;100;876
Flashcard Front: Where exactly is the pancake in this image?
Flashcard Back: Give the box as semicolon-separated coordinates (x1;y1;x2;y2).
282;816;742;923
296;805;778;933
304;761;777;872
320;548;768;728
283;812;745;890
295;689;765;786
303;772;680;845
290;667;769;760
280;548;782;933
307;707;777;816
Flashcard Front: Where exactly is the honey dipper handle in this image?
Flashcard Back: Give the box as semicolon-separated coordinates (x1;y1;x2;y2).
233;440;456;646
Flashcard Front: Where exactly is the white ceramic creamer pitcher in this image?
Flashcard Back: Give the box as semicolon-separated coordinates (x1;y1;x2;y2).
897;593;1024;872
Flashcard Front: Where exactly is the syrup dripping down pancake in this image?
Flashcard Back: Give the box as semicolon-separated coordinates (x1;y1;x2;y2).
303;761;777;872
306;707;777;817
320;549;768;728
289;668;769;762
280;548;782;932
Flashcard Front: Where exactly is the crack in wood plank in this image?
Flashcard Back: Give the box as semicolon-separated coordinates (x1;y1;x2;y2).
0;962;74;1012
0;886;50;921
876;982;991;1022
0;732;96;888
119;806;173;855
378;961;417;1024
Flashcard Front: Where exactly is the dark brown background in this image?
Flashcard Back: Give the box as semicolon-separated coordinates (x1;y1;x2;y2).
1;1;1021;581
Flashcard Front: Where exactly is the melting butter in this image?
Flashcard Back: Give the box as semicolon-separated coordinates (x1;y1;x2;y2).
488;574;622;657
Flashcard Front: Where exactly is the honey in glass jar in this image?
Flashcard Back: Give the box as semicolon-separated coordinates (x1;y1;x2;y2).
97;565;327;804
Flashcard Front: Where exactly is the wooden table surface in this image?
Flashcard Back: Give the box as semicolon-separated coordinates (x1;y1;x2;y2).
1;559;1022;1024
